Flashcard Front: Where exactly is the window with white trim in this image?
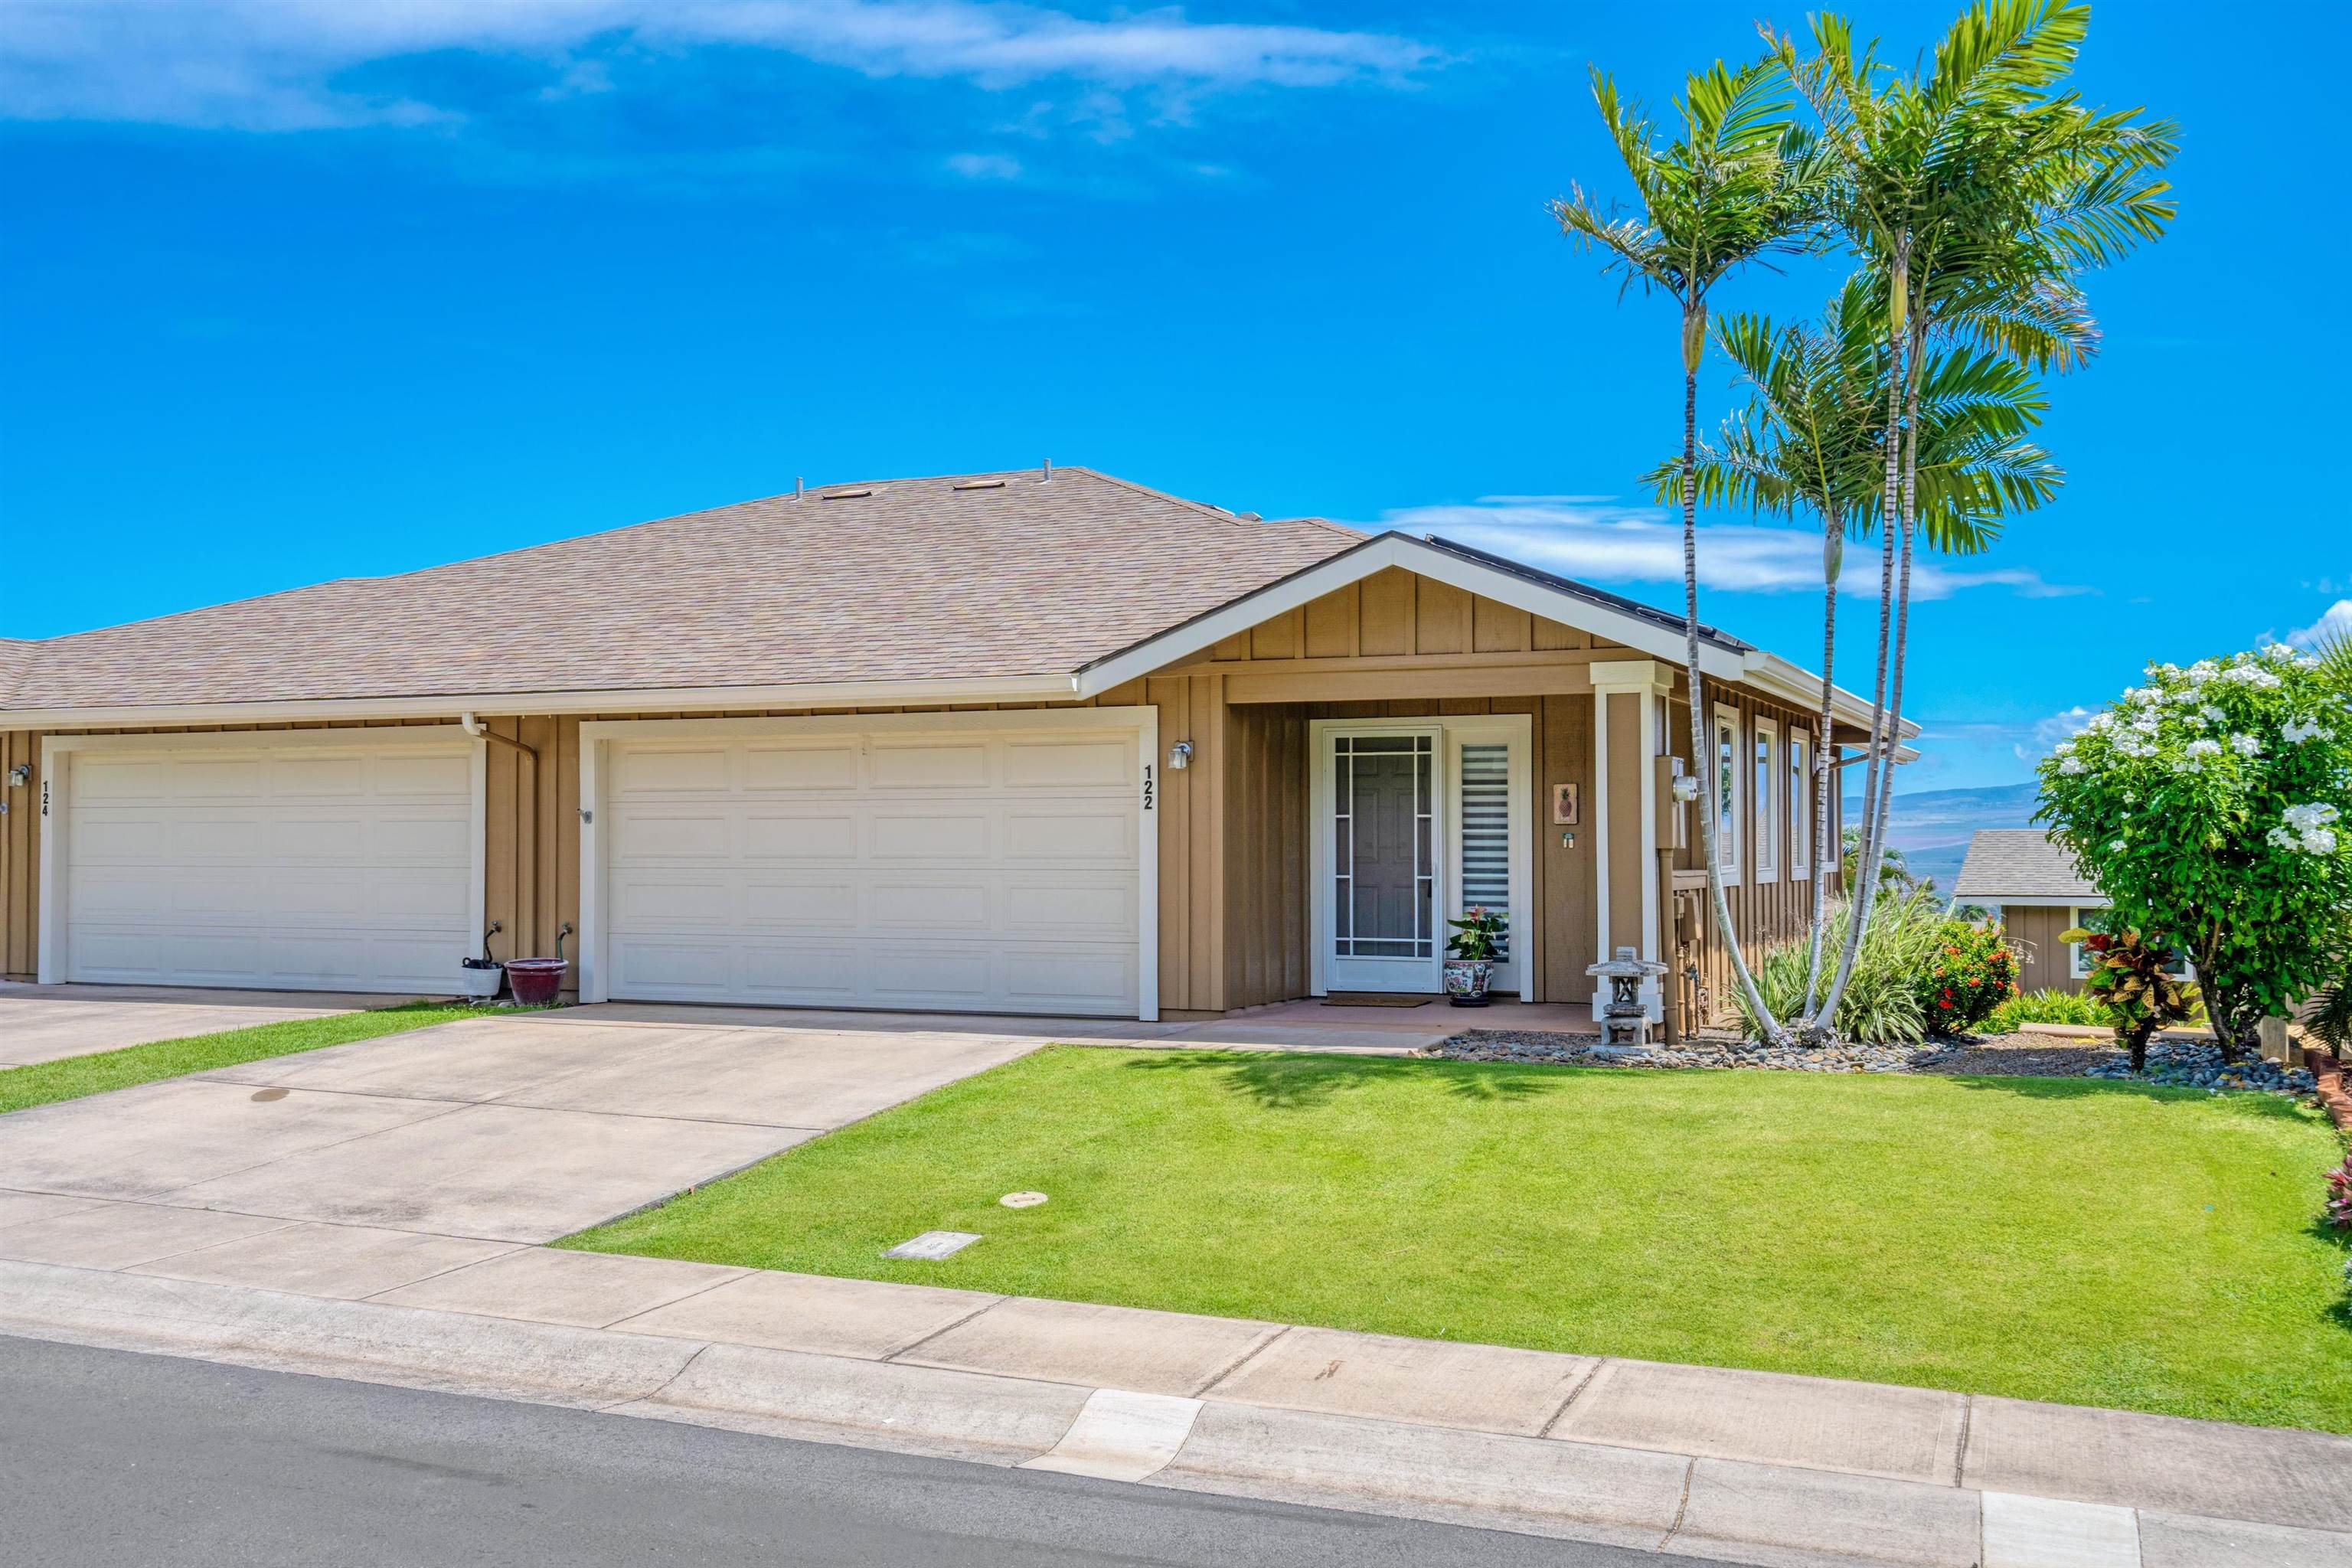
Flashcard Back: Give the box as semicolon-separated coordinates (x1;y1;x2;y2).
1753;717;1779;880
1713;704;1741;884
1788;730;1811;880
2069;906;2194;980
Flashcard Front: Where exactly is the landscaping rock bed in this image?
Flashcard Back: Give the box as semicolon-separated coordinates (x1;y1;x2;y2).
1428;1028;2322;1100
2082;1037;2319;1096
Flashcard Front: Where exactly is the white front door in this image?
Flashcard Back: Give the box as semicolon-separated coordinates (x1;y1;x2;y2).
1323;727;1444;993
1314;717;1532;998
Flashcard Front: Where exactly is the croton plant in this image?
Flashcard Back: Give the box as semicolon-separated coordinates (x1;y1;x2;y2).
2060;923;2199;1071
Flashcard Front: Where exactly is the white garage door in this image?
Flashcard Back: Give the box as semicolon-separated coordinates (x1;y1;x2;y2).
602;720;1145;1016
61;735;475;993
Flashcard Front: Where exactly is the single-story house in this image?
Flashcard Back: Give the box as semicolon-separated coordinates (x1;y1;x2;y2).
1954;828;2115;995
0;466;1913;1033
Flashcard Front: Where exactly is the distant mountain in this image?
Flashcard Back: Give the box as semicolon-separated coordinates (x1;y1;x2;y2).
1841;782;2042;897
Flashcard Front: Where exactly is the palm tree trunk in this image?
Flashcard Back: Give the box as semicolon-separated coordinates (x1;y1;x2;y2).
1863;327;1929;946
1812;278;1908;1034
1678;303;1782;1044
1802;501;1841;1021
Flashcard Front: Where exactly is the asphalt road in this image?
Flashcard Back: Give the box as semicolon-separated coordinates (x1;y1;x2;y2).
0;1335;1732;1568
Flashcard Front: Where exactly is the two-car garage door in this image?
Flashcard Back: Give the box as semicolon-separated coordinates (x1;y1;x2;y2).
56;734;475;993
598;719;1145;1017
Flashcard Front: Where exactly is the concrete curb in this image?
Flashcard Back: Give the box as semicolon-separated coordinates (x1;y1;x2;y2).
7;1257;2351;1568
0;1258;701;1409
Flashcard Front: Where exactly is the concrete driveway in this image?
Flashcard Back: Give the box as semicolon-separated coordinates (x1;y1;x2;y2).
0;983;408;1068
0;1005;1047;1243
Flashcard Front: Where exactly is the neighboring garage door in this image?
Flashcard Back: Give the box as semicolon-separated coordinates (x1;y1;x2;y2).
602;720;1144;1015
59;734;475;993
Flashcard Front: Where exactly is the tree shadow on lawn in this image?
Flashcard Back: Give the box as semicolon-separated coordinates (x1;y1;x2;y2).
1122;1049;1561;1111
1936;1070;2331;1125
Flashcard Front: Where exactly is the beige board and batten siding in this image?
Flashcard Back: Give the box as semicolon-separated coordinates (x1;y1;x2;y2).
1161;566;1612;1008
1;727;40;981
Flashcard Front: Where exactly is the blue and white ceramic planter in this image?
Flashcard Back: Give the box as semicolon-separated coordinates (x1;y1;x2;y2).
1443;958;1494;1007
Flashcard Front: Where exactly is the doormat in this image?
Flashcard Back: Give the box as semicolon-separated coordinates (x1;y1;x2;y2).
1323;993;1435;1008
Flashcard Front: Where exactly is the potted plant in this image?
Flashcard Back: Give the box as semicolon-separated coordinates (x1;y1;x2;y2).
459;923;505;1002
1444;906;1508;1007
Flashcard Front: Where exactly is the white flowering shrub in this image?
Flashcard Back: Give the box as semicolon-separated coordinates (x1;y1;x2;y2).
2036;644;2352;1060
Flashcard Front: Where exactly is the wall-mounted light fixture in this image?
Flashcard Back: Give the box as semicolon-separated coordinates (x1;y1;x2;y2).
5;764;28;787
1168;740;1193;771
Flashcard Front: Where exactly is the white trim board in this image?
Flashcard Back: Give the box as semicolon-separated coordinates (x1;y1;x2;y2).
1;674;1083;732
574;707;1159;1020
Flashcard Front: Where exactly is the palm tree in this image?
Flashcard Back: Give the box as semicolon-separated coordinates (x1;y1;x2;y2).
1842;825;1913;896
1775;0;2174;1032
1551;56;1821;1043
1685;279;2062;1017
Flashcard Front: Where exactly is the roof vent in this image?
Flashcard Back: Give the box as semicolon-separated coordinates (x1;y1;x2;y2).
795;475;805;501
1236;511;1262;521
823;488;874;500
954;479;1007;491
1040;458;1053;483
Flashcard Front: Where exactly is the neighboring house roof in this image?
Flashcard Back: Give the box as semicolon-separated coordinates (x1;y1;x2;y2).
0;468;1357;714
1954;829;2101;902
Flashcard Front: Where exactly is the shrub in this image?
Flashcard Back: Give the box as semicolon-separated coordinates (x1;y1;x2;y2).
1736;890;1948;1044
2327;1151;2352;1232
2035;643;2352;1059
1984;988;2114;1033
1916;920;2017;1034
2063;922;2203;1070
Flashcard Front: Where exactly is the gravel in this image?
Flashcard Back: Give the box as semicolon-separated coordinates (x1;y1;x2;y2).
1425;1028;2321;1099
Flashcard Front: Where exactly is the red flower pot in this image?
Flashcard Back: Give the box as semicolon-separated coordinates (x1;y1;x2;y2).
505;958;567;1006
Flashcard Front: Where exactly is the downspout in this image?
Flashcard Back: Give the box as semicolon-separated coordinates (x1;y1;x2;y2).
461;712;537;760
462;714;541;957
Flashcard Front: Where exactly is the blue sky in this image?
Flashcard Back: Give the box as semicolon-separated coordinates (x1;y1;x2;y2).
4;1;2345;792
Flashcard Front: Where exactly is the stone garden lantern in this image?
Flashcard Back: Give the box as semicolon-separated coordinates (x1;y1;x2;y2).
1586;946;1668;1049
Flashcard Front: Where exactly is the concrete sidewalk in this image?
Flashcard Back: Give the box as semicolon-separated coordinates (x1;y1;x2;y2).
0;1200;2341;1568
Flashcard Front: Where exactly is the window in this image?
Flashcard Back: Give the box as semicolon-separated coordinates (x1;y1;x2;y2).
2069;906;2194;980
1753;719;1779;880
1713;705;1741;883
1788;730;1811;880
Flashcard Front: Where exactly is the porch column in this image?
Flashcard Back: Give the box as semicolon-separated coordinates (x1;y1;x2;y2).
1590;660;1671;1022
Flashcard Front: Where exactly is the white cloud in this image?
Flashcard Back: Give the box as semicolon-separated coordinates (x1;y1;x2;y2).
0;1;1438;131
1373;497;2087;603
946;150;1022;179
2288;598;2352;648
2012;705;2096;762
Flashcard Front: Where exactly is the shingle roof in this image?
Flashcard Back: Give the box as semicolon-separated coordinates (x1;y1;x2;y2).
1954;828;2100;901
0;468;1360;712
1416;534;1755;655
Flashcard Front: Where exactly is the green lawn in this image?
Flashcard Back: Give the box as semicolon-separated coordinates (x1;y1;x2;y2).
0;1002;485;1115
565;1047;2352;1432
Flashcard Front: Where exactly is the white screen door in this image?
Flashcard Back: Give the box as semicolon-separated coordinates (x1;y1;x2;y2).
1326;729;1442;992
